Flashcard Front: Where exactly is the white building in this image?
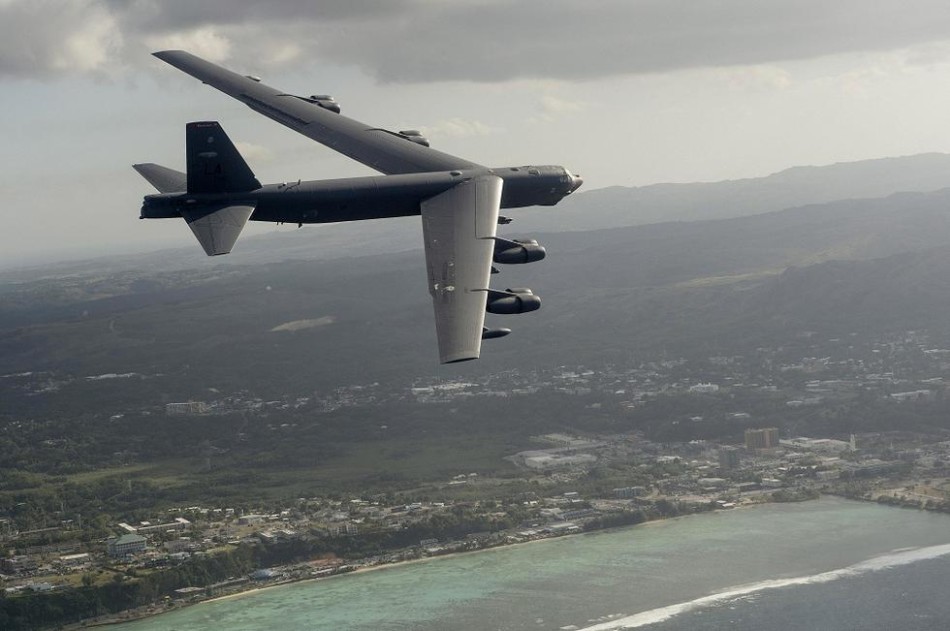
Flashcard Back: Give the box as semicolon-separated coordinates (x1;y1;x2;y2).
165;401;209;415
891;390;934;403
107;534;147;557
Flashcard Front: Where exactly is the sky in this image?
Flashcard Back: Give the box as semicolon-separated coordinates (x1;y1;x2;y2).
5;0;950;266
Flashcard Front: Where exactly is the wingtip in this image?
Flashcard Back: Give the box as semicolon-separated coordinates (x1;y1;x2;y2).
152;50;190;64
441;351;480;364
442;357;478;364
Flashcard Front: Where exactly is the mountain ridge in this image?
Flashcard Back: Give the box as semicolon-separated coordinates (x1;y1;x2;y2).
6;152;950;280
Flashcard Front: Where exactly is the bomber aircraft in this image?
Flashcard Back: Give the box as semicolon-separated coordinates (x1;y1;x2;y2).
136;51;582;364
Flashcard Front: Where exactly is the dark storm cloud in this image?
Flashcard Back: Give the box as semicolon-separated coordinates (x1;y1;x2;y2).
313;0;950;82
104;0;407;31
4;0;950;81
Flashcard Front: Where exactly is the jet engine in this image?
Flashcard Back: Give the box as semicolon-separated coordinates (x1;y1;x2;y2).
308;94;341;113
486;288;541;315
399;129;431;147
493;237;546;265
482;327;512;340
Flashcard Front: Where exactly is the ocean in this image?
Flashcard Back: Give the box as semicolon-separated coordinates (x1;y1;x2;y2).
107;497;950;630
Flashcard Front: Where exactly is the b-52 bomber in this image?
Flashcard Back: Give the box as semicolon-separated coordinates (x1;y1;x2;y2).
136;50;582;364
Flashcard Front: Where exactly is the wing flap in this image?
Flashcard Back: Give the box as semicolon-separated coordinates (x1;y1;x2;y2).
182;203;256;256
421;175;502;363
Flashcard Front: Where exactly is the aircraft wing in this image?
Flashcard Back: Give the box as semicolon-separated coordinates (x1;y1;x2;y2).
421;175;502;363
153;50;482;175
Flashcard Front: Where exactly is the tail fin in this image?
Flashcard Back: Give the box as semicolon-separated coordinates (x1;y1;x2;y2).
133;163;186;193
186;121;261;194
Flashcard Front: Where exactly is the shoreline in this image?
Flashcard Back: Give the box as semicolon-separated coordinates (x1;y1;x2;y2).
80;499;777;629
78;496;950;631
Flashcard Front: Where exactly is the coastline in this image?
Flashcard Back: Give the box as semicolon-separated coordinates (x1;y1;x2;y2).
82;528;587;628
80;499;766;629
80;495;950;631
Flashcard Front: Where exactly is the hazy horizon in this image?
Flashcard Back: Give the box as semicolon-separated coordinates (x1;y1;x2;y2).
7;1;950;264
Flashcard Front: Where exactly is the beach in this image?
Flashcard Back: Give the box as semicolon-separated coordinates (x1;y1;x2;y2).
98;497;950;631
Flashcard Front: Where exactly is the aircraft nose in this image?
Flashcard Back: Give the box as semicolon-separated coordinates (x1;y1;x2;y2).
570;174;583;193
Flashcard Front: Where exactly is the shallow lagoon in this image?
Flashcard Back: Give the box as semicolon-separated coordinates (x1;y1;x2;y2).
109;498;950;631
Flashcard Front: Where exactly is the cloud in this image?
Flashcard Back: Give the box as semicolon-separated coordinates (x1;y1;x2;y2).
0;0;122;77
416;118;498;138
234;141;275;164
5;1;950;82
529;94;585;123
713;66;793;91
142;27;232;63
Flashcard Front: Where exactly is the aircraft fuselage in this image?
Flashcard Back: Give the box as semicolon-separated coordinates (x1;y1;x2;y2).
141;165;579;224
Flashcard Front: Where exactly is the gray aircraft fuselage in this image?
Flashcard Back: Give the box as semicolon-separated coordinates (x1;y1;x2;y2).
141;165;578;223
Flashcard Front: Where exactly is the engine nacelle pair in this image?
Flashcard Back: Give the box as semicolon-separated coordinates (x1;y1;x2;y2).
308;94;341;113
399;129;430;147
486;288;541;315
493;237;546;265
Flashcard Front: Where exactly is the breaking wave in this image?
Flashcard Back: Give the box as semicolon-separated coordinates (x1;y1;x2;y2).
577;543;950;630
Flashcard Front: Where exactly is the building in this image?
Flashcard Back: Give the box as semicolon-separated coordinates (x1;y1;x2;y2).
613;486;647;499
517;451;598;470
173;586;205;599
165;401;209;415
107;534;147;558
1;555;38;575
718;447;740;470
745;428;779;451
119;517;191;535
780;437;850;454
842;460;907;478
698;477;728;489
891;390;934;403
328;522;359;536
58;553;91;568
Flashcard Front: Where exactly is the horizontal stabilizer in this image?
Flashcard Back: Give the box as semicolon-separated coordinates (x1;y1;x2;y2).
186;121;261;194
132;163;186;193
182;203;255;256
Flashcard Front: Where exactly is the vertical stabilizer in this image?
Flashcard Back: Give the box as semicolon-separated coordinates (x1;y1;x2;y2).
186;121;261;194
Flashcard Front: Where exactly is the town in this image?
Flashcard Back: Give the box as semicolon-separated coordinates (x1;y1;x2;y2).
4;327;950;626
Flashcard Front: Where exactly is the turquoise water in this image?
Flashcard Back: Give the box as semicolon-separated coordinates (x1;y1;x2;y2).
108;498;950;630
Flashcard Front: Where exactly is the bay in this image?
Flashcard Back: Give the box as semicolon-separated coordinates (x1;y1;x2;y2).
107;498;950;630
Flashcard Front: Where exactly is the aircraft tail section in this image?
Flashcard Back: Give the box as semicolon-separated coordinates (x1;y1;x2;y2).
186;121;261;194
133;163;186;193
136;122;260;255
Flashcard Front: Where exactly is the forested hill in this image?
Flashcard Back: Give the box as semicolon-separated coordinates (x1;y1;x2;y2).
514;152;950;232
4;180;950;400
6;152;950;281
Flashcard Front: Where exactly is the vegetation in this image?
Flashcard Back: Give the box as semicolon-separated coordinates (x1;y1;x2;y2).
7;164;950;628
770;488;820;503
0;547;256;631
